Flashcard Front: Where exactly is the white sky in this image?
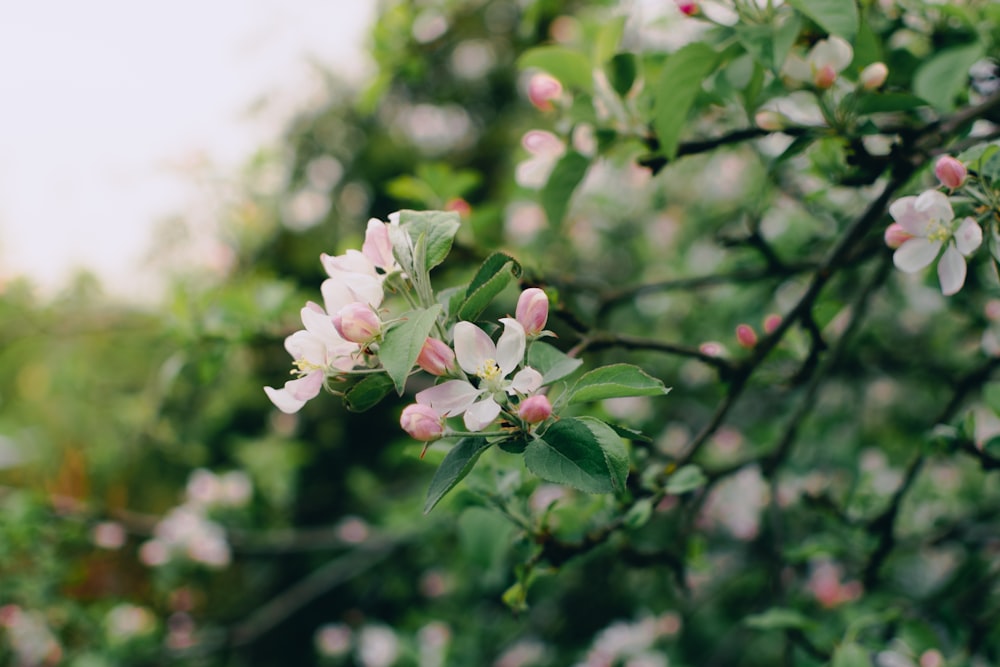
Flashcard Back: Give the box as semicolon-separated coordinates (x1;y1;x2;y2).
0;1;376;300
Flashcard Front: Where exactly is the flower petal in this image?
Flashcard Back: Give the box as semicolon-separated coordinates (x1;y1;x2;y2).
464;398;502;431
453;322;496;375
495;318;526;375
938;243;967;296
362;219;397;271
416;380;480;417
888;196;925;235
893;238;941;273
914;190;953;222
954;217;983;255
264;386;307;414
509;367;543;395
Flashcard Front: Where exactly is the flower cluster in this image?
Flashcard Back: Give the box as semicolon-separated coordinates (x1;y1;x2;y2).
403;289;553;439
265;209;670;508
885;155;985;296
265;214;401;413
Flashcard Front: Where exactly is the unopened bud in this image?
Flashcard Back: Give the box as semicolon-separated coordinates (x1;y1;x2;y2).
814;64;838;89
445;198;471;217
333;303;381;344
934;155;967;190
884;223;914;249
859;62;888;90
754;110;785;132
527;73;563;112
516;287;549;335
736;324;758;349
675;0;698;15
400;404;444;441
417;337;456;376
763;314;782;334
518;395;553;424
699;341;726;357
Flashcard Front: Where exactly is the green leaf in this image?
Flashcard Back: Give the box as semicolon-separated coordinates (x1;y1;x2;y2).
787;0;858;40
569;364;670;403
457;252;522;321
380;305;442;394
913;42;984;111
606;422;653;444
540;151;590;227
653;43;719;161
526;417;629;493
424;437;491;513
518;46;593;91
526;341;583;384
734;13;801;73
594;16;626;66
343;373;396;412
745;608;816;631
664;464;707;495
855;93;927;114
623;498;654;529
832;643;871;667
398;209;461;272
607;53;638;97
385;176;438;207
983;382;1000;416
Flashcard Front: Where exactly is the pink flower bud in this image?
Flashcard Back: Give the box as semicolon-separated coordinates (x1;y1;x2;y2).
754;110;785;132
527;73;563;111
400;404;444;441
859;62;888;90
416;337;456;376
445;198;471;217
934;155;966;189
736;324;758;349
699;341;726;357
333;303;381;344
518;395;553;424
675;0;698;15
883;223;914;249
814;64;837;89
516;288;549;335
763;314;782;334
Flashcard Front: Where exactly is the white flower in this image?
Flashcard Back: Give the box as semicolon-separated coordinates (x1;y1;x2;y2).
890;190;982;296
264;302;360;413
416;319;542;431
515;130;565;189
784;36;853;88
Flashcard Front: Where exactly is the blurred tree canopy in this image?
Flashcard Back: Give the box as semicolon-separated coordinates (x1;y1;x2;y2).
4;0;1000;665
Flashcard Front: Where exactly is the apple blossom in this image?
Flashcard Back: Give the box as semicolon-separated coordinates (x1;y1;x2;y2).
518;394;552;423
333;302;382;344
515;130;566;189
675;0;698;16
362;215;402;273
889;190;983;296
934;155;966;190
265;302;360;414
416;337;456;376
320;249;384;314
527;72;563;111
400;404;445;441
785;36;853;89
736;324;758;348
883;223;914;249
515;287;549;335
754;110;785;131
415;319;543;431
763;314;782;335
859;62;889;90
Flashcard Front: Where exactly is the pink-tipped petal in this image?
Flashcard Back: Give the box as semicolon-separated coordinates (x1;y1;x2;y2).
464;398;502;431
893;238;941;273
495;318;527;375
954;217;983;256
362;219;396;270
416;380;480;417
264;386;307;414
453;322;496;375
509;367;543;394
938;244;967;296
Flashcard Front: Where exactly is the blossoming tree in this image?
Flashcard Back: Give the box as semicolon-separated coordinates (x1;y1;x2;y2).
5;0;1000;665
